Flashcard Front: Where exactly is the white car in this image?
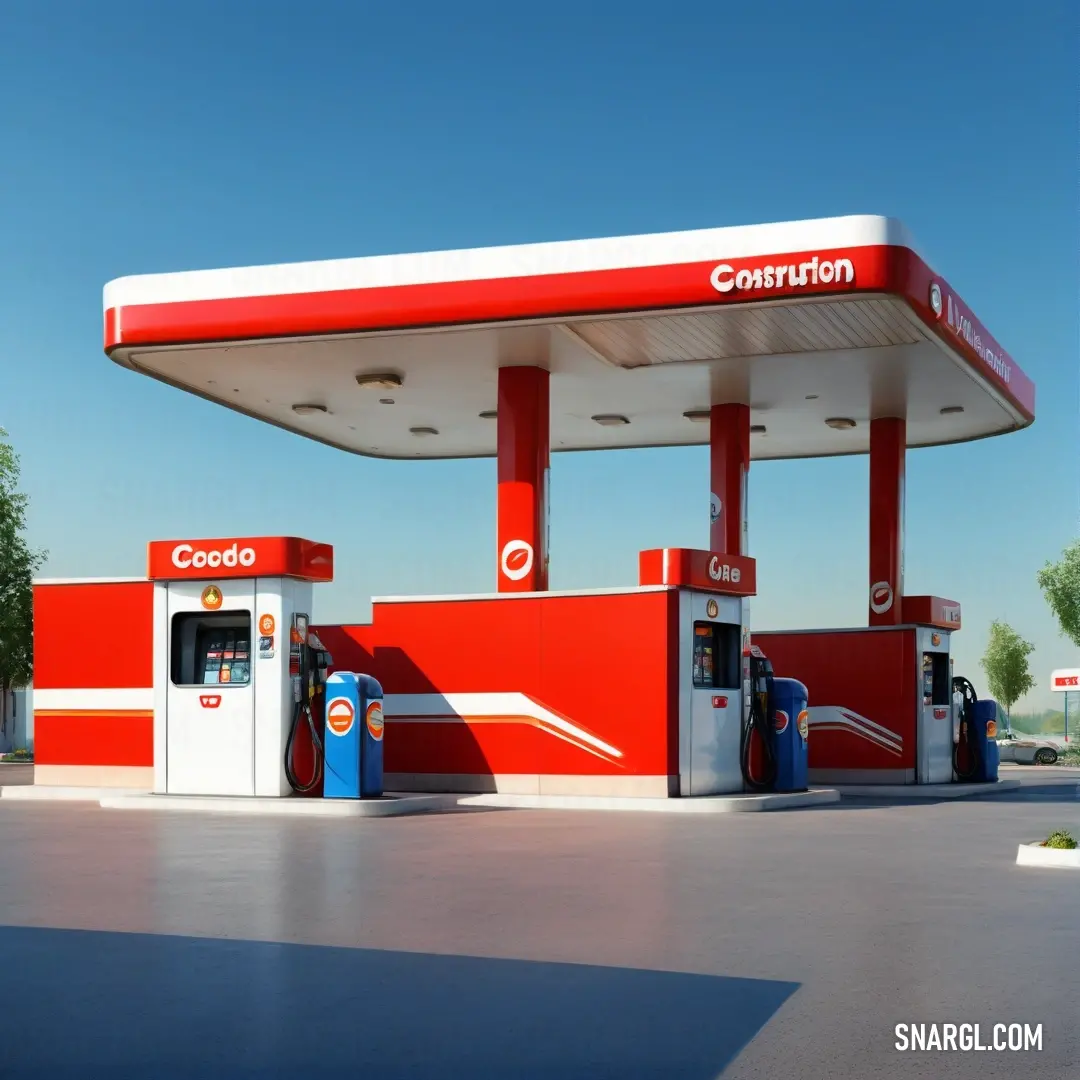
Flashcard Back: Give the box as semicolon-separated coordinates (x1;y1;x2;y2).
996;732;1059;765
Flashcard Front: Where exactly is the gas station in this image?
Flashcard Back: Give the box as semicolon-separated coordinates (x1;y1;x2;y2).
25;214;1030;809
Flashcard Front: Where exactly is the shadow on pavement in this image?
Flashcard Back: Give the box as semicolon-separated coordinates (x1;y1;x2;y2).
990;783;1080;804
0;926;798;1079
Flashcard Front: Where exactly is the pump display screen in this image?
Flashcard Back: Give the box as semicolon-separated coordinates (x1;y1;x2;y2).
692;622;740;688
171;612;252;687
922;652;950;706
200;631;250;685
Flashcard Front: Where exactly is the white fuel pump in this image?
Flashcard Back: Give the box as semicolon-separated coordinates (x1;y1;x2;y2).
147;536;334;798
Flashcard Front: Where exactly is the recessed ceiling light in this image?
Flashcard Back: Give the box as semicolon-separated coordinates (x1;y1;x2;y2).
292;403;328;416
683;409;711;423
751;424;767;435
824;417;857;430
379;398;395;405
805;394;819;401
939;405;965;415
478;410;498;420
592;414;630;426
409;426;439;437
356;372;404;390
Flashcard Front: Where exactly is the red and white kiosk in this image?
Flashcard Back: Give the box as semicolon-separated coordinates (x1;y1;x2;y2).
32;215;1034;797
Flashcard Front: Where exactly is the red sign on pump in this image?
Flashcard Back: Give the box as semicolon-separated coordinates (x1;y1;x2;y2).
901;595;962;631
147;536;334;582
638;548;757;596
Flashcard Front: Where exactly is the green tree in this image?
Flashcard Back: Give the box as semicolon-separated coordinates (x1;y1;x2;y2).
0;428;46;738
1038;539;1080;649
980;620;1036;723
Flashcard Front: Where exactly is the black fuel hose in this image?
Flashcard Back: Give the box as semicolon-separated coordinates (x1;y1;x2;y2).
952;675;980;781
741;682;778;791
285;698;324;793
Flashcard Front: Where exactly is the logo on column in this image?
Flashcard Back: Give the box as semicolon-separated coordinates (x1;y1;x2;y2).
366;700;384;742
710;493;722;524
797;710;809;741
326;698;355;737
500;539;534;582
869;581;894;615
774;709;790;734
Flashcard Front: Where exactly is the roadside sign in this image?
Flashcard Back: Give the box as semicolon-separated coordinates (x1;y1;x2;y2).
1050;669;1080;691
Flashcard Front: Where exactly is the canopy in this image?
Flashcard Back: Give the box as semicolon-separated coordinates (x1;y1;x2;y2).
104;215;1035;460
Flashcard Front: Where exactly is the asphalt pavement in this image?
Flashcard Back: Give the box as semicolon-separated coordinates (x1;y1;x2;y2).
0;767;1076;1079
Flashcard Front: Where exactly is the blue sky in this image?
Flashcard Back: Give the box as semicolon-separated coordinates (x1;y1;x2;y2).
1;1;1076;709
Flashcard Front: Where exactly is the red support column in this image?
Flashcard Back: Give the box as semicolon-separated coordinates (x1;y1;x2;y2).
709;403;751;554
868;417;906;626
497;366;550;592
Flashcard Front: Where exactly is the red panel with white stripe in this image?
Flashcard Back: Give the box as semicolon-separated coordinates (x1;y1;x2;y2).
315;589;677;781
753;627;917;772
32;580;156;769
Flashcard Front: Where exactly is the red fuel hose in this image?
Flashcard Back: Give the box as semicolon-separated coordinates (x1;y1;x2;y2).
952;676;980;781
285;697;324;793
741;681;778;791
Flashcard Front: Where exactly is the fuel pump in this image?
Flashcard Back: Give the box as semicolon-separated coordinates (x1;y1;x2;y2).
284;612;333;793
742;645;778;791
952;674;1002;782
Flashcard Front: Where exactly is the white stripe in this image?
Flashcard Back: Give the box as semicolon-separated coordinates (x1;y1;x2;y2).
807;706;903;749
535;725;624;764
811;720;902;753
103;216;915;309
384;692;623;760
33;688;154;711
811;723;904;758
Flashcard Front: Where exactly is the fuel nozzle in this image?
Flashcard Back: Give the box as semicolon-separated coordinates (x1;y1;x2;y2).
306;631;331;686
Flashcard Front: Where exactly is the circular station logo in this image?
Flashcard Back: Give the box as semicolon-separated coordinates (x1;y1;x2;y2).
710;493;722;524
258;613;276;636
869;581;894;615
201;585;223;611
797;710;809;741
706;599;719;619
500;539;534;582
326;697;355;737
774;710;790;734
929;282;943;317
986;719;997;739
366;700;385;742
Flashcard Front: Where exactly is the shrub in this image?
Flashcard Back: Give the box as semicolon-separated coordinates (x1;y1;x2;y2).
1045;830;1078;850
